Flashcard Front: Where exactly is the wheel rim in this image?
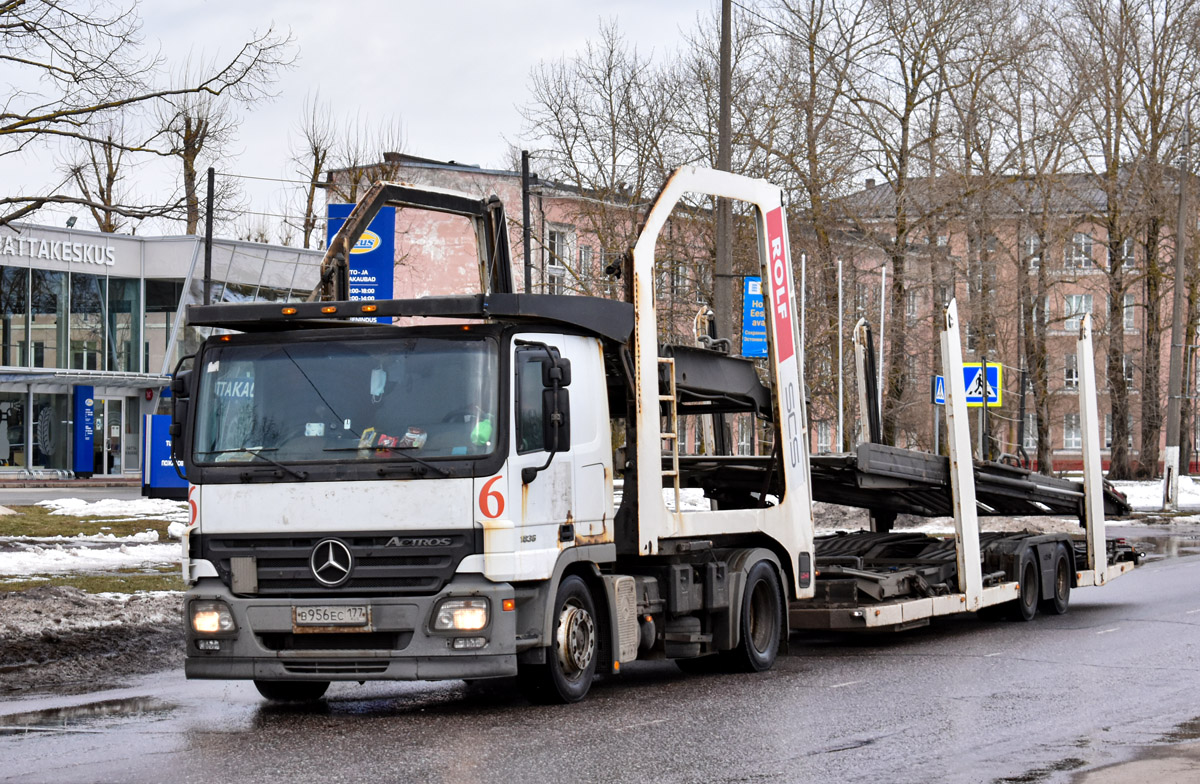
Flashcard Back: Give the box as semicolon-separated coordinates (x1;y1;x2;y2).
747;578;776;654
1056;558;1069;600
555;599;596;678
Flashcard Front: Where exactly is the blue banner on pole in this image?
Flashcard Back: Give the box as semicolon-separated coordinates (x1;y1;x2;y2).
327;204;396;323
142;414;187;498
72;386;94;476
741;277;767;358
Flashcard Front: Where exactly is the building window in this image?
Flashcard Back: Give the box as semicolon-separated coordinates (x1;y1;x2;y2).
1064;294;1092;331
1026;235;1041;269
1123;292;1136;331
1063;413;1082;450
0;266;29;367
1023;412;1037;451
1065;232;1094;269
30;269;66;369
546;265;566;296
965;325;976;353
906;289;919;320
671;263;689;299
546;228;572;269
1123;354;1135;390
578;245;593;273
816;420;832;453
1105;413;1134;449
1121;237;1136;269
935;284;949;307
1065;353;1078;389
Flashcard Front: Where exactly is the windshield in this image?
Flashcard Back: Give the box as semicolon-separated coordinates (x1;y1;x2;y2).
192;336;499;464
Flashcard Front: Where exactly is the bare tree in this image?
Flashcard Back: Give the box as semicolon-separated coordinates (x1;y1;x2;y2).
288;91;336;249
1123;0;1200;476
845;0;975;445
62;118;136;233
0;0;294;227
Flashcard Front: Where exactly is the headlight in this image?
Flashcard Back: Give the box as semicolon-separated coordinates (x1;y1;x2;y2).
433;598;489;631
191;600;237;634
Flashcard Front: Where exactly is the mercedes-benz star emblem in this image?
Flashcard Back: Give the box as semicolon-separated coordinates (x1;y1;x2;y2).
310;539;353;587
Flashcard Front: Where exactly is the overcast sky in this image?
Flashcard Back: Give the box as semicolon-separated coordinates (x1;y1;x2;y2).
15;0;714;236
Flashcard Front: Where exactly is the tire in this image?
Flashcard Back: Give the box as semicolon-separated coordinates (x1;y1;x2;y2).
724;560;784;673
519;575;598;704
253;679;330;702
1039;543;1071;615
1010;548;1040;622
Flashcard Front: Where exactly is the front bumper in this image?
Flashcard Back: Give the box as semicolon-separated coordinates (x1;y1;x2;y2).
184;575;518;682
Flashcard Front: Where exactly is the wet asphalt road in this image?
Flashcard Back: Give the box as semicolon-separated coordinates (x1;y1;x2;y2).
3;527;1200;784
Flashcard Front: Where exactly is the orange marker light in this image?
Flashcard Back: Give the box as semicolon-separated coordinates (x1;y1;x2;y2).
320;306;337;314
281;307;297;315
502;599;515;612
219;335;231;342
361;304;378;313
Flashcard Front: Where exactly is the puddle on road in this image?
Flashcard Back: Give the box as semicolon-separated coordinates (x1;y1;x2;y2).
992;757;1088;784
1110;526;1200;561
1158;716;1200;743
0;696;175;735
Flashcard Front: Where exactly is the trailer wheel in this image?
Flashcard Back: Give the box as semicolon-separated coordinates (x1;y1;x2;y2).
253;680;329;702
1039;543;1071;615
725;560;783;672
519;575;598;704
1011;549;1040;622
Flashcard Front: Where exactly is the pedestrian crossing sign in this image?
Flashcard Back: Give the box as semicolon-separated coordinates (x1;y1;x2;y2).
962;363;1002;407
931;375;946;405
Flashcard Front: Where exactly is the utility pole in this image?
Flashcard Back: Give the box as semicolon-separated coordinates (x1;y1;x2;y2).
1165;103;1191;510
203;167;214;306
522;151;532;294
714;0;733;344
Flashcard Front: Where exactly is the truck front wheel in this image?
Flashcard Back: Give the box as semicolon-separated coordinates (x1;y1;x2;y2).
253;680;329;702
725;560;783;672
520;575;598;704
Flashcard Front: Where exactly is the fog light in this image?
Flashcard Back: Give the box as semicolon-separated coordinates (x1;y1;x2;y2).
433;598;489;631
196;639;221;651
452;637;487;650
191;600;237;634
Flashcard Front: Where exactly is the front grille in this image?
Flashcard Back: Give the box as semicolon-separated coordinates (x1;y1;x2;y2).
201;530;480;597
282;660;389;675
258;632;412;651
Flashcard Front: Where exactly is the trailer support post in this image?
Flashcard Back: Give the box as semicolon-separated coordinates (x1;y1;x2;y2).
941;300;983;610
1077;314;1107;582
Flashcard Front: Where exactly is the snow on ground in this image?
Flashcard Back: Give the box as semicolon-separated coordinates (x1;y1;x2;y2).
1109;477;1200;511
0;542;179;577
35;497;189;523
0;498;188;578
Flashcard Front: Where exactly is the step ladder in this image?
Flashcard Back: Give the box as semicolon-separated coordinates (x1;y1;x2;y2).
658;356;681;514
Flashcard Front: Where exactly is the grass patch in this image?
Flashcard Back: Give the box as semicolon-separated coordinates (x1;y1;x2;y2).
0;567;182;594
0;505;172;540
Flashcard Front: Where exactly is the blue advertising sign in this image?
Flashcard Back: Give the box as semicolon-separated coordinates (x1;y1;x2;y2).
72;386;94;476
142;414;187;499
741;276;767;358
326;204;396;323
963;363;1003;407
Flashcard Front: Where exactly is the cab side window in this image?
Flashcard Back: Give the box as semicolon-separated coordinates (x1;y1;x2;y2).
516;349;548;453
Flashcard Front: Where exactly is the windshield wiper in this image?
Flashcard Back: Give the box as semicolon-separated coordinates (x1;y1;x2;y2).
199;447;308;480
323;445;450;477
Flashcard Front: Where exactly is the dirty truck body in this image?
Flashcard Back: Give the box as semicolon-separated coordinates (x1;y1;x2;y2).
176;168;1134;703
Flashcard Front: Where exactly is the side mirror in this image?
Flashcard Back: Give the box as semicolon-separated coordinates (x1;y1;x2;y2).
541;356;571;387
171;370;193;400
542;388;571;452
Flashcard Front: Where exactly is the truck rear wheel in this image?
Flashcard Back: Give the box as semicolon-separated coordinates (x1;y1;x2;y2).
253;680;329;702
725;560;783;672
1011;549;1040;622
1039;543;1071;615
519;575;598;704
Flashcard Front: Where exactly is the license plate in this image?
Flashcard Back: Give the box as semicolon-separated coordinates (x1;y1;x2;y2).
293;605;369;627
